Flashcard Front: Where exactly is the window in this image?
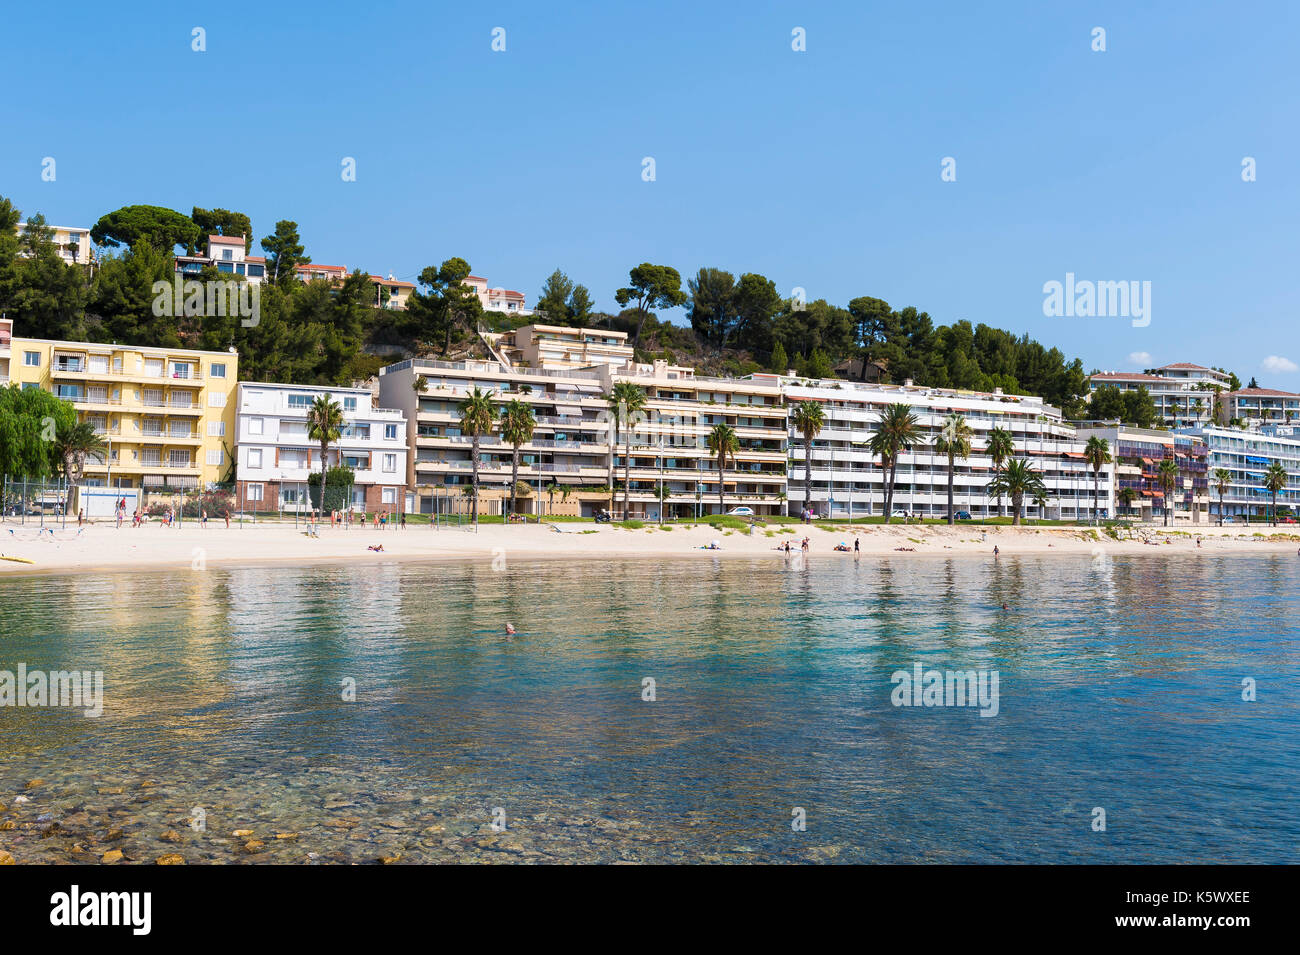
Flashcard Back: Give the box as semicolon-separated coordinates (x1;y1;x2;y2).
343;397;358;412
144;359;164;377
209;392;226;407
207;421;226;436
382;487;396;505
249;417;264;435
217;262;233;273
171;362;191;379
205;449;223;466
384;424;398;440
247;264;265;278
24;351;40;367
210;362;227;378
222;249;233;261
287;394;313;408
382;453;397;473
247;484;263;502
248;449;262;468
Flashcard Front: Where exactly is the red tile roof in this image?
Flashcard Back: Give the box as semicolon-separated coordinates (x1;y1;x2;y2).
369;275;415;288
1227;388;1300;398
208;235;245;245
1156;362;1216;372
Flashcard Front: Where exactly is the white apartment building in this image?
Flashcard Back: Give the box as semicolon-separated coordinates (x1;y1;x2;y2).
464;275;532;316
235;382;408;513
1088;370;1219;428
1221;388;1300;428
175;234;267;284
16;222;94;266
378;325;788;518
773;376;1115;521
1179;424;1300;521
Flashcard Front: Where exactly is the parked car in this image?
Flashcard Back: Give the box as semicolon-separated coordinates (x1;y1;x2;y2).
1280;516;1297;524
953;510;972;520
891;509;910;519
726;506;755;517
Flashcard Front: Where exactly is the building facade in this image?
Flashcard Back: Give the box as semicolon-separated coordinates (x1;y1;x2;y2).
5;318;238;490
1074;424;1209;523
777;377;1115;521
175;234;266;284
234;382;408;513
464;275;532;316
1180;424;1300;521
1221;388;1300;428
16;222;94;266
1088;370;1219;428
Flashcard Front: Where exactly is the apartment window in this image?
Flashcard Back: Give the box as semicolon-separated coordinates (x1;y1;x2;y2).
384;424;399;440
247;484;264;502
21;383;38;391
87;355;109;374
23;351;40;367
287;394;313;408
144;359;164;377
382;453;397;473
343;397;358;412
210;362;227;378
382;487;396;505
249;417;264;435
248;449;262;469
248;265;265;278
222;249;233;261
205;449;223;466
207;421;226;436
209;392;226;408
171;362;191;379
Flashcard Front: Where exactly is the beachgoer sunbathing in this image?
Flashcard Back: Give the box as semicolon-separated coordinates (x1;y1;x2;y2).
368;544;384;552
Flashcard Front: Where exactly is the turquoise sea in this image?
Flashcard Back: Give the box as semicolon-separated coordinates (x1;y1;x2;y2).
1;554;1297;863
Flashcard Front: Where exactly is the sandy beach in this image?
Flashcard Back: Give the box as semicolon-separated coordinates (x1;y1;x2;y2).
2;518;1298;576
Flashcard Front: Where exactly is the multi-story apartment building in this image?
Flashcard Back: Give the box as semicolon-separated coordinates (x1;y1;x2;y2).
486;324;632;370
234;383;408;513
378;325;788;518
1149;362;1232;390
1088;370;1218;428
0;317;11;386
16;222;94;266
291;264;413;309
464;275;532;316
1074;423;1209;523
774;377;1115;520
5;319;238;492
1221;387;1300;428
1178;424;1300;521
175;234;267;284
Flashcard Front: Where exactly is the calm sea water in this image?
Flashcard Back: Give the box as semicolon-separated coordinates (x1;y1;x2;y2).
1;554;1297;864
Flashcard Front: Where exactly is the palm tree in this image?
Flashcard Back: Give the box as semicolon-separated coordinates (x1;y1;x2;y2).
306;394;345;517
606;382;647;519
707;423;739;514
1118;486;1137;518
790;400;825;517
933;413;972;525
1083;436;1112;525
458;387;496;524
869;403;923;524
1212;467;1232;526
985;427;1015;519
985;458;1047;526
1156;456;1179;527
499;399;535;524
1263;462;1288;526
54;421;107;484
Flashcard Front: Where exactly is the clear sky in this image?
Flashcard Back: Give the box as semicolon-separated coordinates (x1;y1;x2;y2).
3;0;1297;384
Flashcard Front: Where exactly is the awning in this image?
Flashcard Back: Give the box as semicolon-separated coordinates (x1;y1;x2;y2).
554;404;584;416
1063;452;1085;459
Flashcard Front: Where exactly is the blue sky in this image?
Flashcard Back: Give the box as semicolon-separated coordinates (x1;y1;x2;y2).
3;0;1297;384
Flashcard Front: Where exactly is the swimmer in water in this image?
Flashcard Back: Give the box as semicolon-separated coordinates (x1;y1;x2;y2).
1001;603;1009;611
506;623;516;635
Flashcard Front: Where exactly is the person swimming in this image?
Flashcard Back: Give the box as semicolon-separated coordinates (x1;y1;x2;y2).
506;623;516;635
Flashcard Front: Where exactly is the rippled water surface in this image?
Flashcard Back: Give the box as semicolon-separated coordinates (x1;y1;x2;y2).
1;554;1297;863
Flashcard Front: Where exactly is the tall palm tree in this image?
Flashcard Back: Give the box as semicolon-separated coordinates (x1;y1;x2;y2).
933;413;972;524
1263;462;1288;526
985;427;1015;519
306;394;345;517
1156;456;1179;527
607;382;647;519
790;400;825;517
869;403;923;524
1083;436;1112;525
500;398;535;524
458;387;496;524
1212;467;1232;526
54;421;107;484
707;423;739;514
985;458;1047;526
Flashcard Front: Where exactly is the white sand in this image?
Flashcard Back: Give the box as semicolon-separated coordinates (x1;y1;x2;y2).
1;519;1297;576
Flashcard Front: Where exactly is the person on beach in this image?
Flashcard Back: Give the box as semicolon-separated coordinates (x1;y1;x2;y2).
993;545;999;557
224;510;230;529
368;544;384;552
400;512;407;529
854;537;860;554
201;508;208;528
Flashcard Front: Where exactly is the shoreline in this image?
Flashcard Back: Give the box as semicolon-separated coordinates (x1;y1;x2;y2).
2;520;1298;578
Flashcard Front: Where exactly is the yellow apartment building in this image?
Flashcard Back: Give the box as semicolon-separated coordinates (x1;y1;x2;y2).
2;318;238;491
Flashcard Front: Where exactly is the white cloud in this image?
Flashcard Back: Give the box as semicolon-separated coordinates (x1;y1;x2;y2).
1127;351;1151;366
1261;355;1298;374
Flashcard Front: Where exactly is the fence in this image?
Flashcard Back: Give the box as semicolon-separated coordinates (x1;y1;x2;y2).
1;478;76;528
